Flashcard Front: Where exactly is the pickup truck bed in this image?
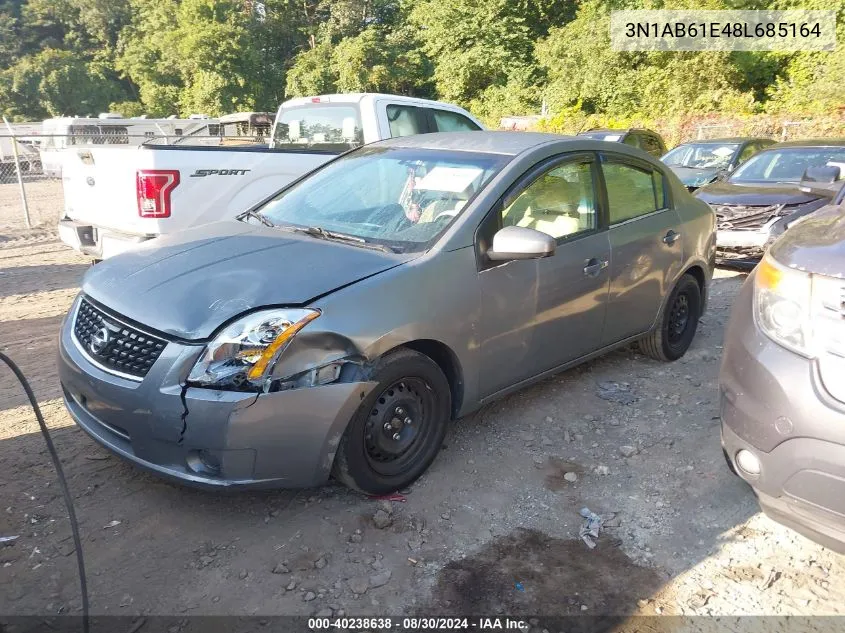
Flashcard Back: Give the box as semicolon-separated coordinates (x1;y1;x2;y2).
59;144;336;259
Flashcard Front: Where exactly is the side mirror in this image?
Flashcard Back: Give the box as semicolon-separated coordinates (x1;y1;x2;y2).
802;165;841;185
487;226;555;262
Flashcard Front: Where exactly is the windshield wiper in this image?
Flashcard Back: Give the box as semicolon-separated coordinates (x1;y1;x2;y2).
237;209;274;227
296;226;398;253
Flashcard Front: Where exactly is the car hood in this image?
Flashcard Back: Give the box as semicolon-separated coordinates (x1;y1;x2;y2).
668;166;720;187
695;180;824;206
770;204;845;278
82;221;415;340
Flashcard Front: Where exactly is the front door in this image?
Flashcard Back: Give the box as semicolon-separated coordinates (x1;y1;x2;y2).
599;153;683;345
477;153;611;398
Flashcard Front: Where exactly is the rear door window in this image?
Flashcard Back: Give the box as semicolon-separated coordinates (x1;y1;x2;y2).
430;109;481;132
602;160;668;224
272;105;364;151
386;105;431;137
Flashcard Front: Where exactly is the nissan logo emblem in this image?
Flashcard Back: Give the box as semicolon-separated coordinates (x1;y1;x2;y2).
89;326;112;355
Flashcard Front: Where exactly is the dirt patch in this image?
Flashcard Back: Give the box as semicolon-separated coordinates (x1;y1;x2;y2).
544;458;585;492
423;528;663;618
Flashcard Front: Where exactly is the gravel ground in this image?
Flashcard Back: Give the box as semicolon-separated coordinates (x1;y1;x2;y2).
2;180;845;624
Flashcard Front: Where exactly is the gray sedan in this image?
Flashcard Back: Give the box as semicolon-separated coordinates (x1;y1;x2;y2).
58;132;716;494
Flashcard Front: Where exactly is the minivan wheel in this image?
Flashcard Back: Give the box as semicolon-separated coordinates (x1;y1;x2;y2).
332;348;451;495
639;273;701;361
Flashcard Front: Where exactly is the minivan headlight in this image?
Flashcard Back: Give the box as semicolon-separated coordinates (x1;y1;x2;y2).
187;308;320;389
753;253;844;359
753;254;812;356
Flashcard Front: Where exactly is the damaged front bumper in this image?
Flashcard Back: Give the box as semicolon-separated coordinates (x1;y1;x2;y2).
57;308;375;490
714;199;827;264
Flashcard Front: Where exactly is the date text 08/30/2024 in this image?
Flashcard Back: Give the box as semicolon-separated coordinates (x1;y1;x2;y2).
307;617;530;631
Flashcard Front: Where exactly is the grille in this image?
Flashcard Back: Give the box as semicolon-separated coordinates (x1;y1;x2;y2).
73;298;167;379
715;204;783;230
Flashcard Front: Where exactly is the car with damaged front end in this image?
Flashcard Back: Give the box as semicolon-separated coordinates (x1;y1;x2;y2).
695;140;845;266
661;137;774;191
58;131;715;495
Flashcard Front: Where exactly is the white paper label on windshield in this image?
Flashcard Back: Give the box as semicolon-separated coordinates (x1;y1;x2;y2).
711;146;735;157
416;166;483;193
603;134;622;142
826;161;845;178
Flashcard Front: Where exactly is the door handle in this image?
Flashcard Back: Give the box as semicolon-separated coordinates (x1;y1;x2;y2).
663;230;681;245
583;258;609;277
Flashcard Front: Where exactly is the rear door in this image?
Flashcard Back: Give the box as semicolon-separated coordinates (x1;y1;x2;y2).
477;152;610;397
599;153;683;345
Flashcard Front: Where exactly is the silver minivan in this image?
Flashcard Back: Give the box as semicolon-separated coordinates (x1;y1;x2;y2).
59;132;716;494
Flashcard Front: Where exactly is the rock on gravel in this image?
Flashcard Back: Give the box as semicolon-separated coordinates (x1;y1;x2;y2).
370;570;392;589
347;577;369;595
373;510;392;529
272;563;290;574
563;472;578;483
304;591;316;602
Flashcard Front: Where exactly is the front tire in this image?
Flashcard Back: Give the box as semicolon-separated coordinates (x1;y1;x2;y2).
639;273;701;361
332;348;451;495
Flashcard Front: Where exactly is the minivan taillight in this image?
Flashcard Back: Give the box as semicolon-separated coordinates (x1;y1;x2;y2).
137;170;180;218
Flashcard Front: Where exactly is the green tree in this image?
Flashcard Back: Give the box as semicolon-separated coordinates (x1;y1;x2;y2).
2;49;124;118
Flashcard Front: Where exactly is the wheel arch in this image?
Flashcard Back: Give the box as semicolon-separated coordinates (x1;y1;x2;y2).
392;339;464;420
681;263;708;314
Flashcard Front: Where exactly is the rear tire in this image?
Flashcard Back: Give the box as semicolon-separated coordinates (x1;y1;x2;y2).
332;348;451;495
639;273;701;362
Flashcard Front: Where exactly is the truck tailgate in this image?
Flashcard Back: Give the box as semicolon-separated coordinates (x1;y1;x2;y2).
62;146;154;235
61;145;336;238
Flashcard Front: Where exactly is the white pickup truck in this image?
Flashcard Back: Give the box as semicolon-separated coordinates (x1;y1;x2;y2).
58;93;484;259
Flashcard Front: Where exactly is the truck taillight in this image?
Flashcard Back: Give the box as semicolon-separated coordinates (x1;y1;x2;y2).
137;170;180;218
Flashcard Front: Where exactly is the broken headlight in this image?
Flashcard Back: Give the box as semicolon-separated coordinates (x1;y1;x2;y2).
187;308;320;390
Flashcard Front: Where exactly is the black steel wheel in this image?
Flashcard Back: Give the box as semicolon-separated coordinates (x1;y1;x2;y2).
333;348;451;495
639;273;702;362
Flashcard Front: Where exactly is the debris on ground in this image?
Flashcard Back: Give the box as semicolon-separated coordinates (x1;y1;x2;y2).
514;581;525;592
579;507;603;549
596;381;638;405
370;493;406;503
619;445;639;458
0;535;19;545
103;520;121;529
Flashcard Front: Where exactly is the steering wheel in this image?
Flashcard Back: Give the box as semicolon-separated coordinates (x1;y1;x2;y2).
372;203;414;234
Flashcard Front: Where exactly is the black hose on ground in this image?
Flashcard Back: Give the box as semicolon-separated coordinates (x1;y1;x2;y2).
0;351;89;633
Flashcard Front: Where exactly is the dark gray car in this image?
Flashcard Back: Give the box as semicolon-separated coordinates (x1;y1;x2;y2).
661;137;774;191
696;139;845;265
577;129;667;159
720;183;845;551
58;132;715;494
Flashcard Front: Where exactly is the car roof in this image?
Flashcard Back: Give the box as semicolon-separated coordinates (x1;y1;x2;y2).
374;131;575;155
767;138;845;148
678;137;769;144
578;128;658;135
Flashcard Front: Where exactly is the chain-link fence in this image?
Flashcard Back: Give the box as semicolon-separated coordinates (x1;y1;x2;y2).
0;131;63;233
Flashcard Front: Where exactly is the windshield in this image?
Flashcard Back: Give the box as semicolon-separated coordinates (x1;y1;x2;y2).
662;143;739;169
270;104;363;152
730;147;845;183
255;146;508;252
